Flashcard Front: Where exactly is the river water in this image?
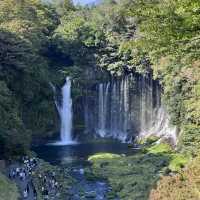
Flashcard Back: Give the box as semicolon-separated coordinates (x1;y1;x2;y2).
33;140;136;200
33;141;134;165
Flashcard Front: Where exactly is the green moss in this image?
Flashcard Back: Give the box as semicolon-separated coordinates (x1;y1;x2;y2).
146;143;190;172
0;172;19;200
106;191;117;199
147;143;173;154
169;154;190;172
84;167;103;181
147;136;160;144
137;136;160;145
88;153;121;162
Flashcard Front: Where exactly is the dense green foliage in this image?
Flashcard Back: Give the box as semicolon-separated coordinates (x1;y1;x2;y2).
49;0;199;153
123;0;200;154
53;0;200;154
0;0;62;158
0;0;200;199
52;2;200;199
150;154;200;200
0;0;199;158
0;0;199;157
53;1;136;76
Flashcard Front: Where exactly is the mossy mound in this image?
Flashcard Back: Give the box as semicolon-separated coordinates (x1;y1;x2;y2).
147;143;173;154
88;153;121;162
146;143;191;172
137;136;160;145
0;172;19;200
169;154;190;172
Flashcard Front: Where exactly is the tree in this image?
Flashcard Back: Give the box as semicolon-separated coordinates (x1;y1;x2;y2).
0;0;59;158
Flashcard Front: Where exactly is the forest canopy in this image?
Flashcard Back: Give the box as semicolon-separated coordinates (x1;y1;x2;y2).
0;0;199;158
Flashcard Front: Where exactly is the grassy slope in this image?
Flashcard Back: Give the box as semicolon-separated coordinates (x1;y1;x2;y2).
0;172;19;200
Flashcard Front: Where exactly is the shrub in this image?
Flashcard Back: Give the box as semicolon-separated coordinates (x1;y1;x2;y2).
149;155;200;200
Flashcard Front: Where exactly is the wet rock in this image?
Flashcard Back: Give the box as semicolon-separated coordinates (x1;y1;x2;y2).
97;182;106;186
85;191;97;198
106;191;117;199
79;168;84;175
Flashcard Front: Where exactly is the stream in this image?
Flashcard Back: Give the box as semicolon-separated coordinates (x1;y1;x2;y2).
33;140;136;200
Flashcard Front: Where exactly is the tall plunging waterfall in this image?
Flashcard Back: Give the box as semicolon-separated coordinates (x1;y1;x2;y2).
98;83;109;137
84;74;177;144
55;77;75;145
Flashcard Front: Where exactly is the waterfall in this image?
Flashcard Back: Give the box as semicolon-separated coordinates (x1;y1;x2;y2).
98;83;110;137
86;74;177;144
55;77;75;145
98;84;106;137
141;106;177;143
96;77;132;142
139;77;177;143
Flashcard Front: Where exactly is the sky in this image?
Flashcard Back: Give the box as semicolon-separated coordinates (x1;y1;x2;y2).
44;0;98;6
73;0;97;5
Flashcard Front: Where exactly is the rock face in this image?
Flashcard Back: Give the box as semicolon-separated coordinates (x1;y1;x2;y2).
82;73;177;143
